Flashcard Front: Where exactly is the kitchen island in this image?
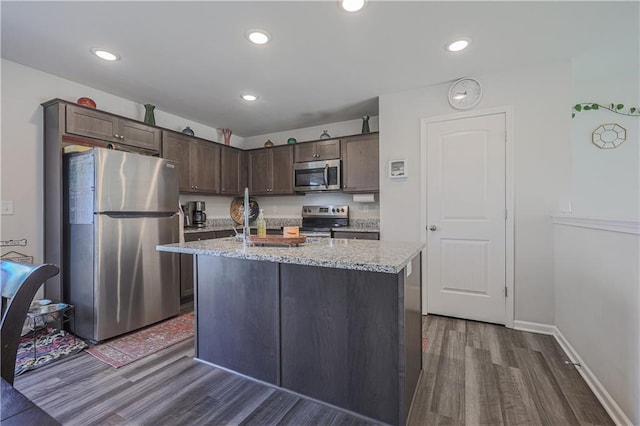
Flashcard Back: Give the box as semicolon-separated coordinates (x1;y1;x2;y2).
157;237;423;426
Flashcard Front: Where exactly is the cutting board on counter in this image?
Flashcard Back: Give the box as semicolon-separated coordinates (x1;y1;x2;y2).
246;235;306;247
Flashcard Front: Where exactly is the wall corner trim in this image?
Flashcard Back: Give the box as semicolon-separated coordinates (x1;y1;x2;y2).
513;320;633;426
551;215;640;235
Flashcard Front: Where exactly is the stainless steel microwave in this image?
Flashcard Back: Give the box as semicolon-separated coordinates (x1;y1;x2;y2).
293;159;341;192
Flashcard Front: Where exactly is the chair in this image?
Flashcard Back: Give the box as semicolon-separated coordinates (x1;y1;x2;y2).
1;260;59;385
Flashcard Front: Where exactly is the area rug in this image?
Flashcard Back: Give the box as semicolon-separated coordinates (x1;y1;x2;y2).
15;327;88;376
85;313;194;368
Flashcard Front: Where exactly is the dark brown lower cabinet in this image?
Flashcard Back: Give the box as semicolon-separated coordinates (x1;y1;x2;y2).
194;253;422;425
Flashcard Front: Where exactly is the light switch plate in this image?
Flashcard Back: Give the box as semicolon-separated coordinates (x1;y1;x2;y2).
1;200;14;215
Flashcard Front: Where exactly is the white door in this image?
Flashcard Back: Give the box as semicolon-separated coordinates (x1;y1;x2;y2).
426;113;506;324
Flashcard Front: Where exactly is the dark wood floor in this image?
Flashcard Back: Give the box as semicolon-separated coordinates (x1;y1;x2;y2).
14;315;612;426
409;315;612;426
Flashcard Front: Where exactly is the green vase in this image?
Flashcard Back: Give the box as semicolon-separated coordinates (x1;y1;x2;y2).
361;115;370;133
144;104;156;126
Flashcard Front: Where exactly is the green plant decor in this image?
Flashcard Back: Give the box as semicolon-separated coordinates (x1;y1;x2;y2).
572;103;640;118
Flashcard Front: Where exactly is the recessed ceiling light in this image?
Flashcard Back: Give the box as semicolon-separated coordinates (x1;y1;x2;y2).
340;0;366;12
91;48;120;61
246;30;271;45
446;39;471;52
242;94;258;102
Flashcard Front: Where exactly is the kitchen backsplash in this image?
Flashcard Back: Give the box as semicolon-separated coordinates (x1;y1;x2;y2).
179;193;380;220
203;217;379;230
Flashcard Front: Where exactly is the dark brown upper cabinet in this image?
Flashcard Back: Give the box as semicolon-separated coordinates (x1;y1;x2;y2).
248;145;294;195
162;131;220;194
220;145;245;196
66;104;161;152
294;139;341;162
341;133;379;193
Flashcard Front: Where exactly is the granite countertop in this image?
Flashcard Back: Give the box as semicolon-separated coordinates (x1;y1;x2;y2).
157;237;422;274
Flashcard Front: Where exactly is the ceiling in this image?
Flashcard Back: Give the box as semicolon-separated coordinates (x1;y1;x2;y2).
2;1;637;137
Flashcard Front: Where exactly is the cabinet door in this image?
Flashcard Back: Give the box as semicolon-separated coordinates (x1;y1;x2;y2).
162;132;192;192
220;146;242;196
191;141;220;194
342;134;379;193
294;142;317;162
66;105;118;141
271;145;294;195
119;120;161;152
314;139;341;160
248;149;272;195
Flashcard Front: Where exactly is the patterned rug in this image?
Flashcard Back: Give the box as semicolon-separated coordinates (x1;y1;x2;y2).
15;327;88;376
85;313;194;368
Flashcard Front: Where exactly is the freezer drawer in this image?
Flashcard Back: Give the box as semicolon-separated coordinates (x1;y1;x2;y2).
92;213;180;341
69;214;180;341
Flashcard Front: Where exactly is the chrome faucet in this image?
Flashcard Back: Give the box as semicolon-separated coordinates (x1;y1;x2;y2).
243;187;250;245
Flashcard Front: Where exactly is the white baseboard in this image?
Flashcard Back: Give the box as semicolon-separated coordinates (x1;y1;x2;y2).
513;320;632;426
513;320;556;335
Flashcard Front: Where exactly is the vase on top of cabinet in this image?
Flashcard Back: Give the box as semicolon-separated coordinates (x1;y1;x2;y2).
143;104;156;126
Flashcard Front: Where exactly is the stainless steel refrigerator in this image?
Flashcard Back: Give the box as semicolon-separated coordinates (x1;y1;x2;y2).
64;147;180;342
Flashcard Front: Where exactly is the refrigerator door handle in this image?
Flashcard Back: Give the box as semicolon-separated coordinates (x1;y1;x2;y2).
102;212;178;219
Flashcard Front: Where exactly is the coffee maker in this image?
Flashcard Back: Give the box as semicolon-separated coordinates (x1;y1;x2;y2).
185;201;207;228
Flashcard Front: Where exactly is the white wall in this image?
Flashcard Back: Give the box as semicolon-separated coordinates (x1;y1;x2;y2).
242;116;378;149
570;48;640;219
554;223;639;425
552;38;640;425
379;61;573;325
0;59;237;264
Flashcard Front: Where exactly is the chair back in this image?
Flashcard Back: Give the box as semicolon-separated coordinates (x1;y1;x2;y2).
1;260;59;384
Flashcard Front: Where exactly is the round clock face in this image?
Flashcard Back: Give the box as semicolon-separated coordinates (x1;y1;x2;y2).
448;78;482;110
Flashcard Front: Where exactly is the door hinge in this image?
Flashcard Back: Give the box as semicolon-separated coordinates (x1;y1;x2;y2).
505;286;508;297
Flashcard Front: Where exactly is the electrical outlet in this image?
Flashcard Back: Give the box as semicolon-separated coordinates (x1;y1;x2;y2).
1;200;14;215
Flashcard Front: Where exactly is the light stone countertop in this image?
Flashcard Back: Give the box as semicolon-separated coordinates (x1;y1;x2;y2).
157;237;422;274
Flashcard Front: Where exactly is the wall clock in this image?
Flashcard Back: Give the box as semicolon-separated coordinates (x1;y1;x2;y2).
448;78;482;110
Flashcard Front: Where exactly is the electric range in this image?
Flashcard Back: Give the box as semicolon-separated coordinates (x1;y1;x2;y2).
300;205;349;238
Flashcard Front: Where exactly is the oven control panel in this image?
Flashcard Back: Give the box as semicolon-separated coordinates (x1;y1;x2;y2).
301;205;349;219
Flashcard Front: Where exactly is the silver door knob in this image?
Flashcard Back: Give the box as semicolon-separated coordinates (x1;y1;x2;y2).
429;225;437;231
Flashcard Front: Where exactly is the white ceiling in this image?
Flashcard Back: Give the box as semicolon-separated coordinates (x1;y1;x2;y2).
2;1;637;137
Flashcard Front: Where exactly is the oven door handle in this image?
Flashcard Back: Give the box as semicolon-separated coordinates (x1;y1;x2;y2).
323;163;329;188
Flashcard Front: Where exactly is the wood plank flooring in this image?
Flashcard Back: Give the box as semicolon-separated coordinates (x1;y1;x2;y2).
408;316;613;426
14;315;613;425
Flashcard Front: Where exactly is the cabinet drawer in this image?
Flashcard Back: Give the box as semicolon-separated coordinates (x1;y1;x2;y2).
332;231;379;240
184;231;216;242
